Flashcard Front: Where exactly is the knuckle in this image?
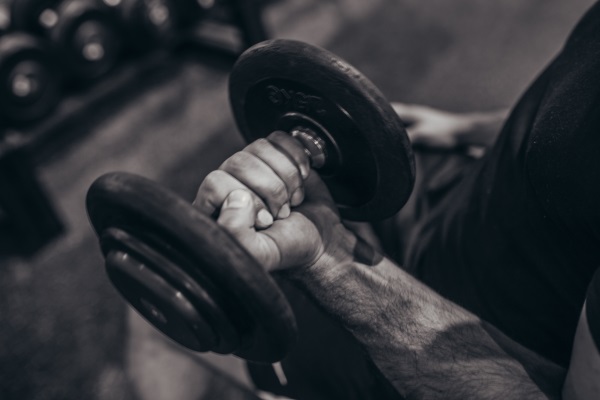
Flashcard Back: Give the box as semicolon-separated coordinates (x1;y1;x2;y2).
202;170;228;190
268;181;288;203
246;139;278;164
198;173;216;194
253;140;300;183
218;215;239;231
196;172;228;214
220;151;253;174
267;130;288;142
268;131;297;151
284;168;301;187
248;138;270;152
196;197;214;213
253;196;266;210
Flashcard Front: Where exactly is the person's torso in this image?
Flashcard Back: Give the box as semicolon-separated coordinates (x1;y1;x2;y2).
409;1;600;366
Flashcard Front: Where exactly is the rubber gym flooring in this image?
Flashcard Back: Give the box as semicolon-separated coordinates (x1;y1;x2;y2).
0;0;595;398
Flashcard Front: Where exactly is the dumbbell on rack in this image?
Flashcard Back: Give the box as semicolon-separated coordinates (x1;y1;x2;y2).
0;31;61;125
182;0;267;55
175;0;215;28
86;40;415;362
227;0;267;47
100;0;214;52
4;0;121;83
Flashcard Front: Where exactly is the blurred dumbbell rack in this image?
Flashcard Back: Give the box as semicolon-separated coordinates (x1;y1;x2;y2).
0;0;271;258
16;0;270;162
20;50;177;163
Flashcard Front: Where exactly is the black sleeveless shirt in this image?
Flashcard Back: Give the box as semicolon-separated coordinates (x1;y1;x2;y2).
408;1;600;366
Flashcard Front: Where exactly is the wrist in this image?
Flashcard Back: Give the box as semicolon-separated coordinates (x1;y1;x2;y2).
289;222;357;282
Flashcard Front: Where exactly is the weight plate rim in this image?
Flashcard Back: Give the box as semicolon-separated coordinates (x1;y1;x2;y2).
119;0;177;46
106;246;220;351
87;172;297;362
229;39;415;221
102;227;242;354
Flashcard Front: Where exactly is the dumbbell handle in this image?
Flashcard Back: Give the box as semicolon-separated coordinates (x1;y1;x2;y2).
288;126;327;169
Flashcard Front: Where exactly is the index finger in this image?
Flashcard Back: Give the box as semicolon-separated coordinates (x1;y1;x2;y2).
266;131;311;180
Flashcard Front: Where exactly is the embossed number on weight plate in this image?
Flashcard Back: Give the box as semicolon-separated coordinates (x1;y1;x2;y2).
266;85;326;115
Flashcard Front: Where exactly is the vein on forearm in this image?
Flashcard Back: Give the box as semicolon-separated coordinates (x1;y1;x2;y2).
292;248;565;399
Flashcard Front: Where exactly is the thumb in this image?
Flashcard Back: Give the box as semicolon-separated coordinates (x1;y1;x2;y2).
217;189;255;233
218;189;281;270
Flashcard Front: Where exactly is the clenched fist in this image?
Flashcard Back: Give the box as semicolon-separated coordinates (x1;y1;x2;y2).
193;131;355;273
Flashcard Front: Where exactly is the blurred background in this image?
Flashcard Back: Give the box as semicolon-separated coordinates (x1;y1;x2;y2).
0;0;596;398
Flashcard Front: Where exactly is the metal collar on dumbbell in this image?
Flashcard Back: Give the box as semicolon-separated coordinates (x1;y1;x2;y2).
290;126;327;169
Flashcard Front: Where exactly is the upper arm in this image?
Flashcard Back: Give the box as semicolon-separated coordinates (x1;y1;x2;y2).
562;270;600;400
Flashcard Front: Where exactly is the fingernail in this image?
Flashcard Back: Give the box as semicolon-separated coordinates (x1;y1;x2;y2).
224;190;251;208
290;188;303;206
299;165;309;180
277;203;290;219
257;209;274;226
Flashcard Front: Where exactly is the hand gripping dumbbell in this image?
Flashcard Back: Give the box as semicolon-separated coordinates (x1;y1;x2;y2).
0;31;61;125
86;39;415;363
7;0;121;82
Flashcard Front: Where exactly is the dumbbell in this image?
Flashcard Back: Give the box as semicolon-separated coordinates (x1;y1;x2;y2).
6;0;121;82
228;0;268;47
196;0;267;49
101;0;214;51
86;39;415;362
0;32;61;125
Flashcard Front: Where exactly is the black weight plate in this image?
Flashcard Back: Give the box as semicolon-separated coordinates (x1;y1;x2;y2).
102;227;241;354
106;246;220;351
52;0;121;81
0;33;61;124
229;39;415;221
87;172;297;362
119;0;176;49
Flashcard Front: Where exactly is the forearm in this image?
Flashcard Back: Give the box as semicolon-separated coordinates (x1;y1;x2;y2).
291;233;565;399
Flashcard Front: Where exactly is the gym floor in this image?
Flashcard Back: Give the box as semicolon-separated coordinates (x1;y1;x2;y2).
0;0;595;398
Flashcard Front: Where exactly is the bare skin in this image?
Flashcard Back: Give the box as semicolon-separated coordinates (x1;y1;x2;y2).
127;106;598;399
392;103;508;150
195;131;568;399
